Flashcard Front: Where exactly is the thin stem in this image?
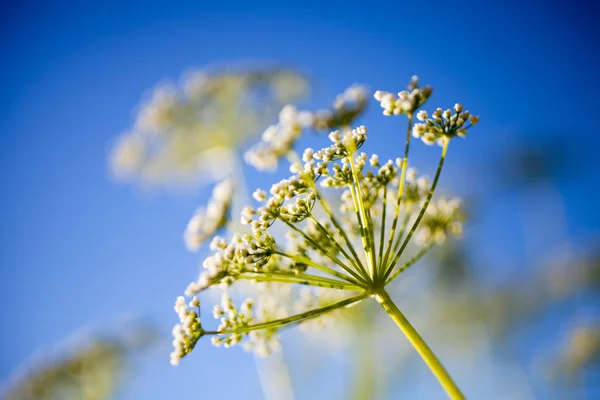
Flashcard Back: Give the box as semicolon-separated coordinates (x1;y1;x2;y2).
365;202;378;269
383;138;449;281
391;205;413;255
373;289;465;400
239;271;364;291
313;188;365;272
347;181;371;274
385;242;434;284
255;350;296;400
348;155;376;278
280;219;367;285
377;185;388;274
206;293;369;335
381;113;413;273
273;250;358;284
309;215;365;277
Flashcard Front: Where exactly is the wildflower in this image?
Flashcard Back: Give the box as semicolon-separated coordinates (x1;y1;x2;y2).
172;77;479;400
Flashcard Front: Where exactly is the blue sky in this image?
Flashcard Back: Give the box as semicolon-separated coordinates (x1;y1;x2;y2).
1;1;599;398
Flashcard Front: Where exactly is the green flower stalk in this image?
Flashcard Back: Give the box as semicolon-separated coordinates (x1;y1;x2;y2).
171;76;479;399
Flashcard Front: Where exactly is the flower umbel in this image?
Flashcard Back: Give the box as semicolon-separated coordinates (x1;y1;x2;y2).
109;66;307;187
172;77;479;399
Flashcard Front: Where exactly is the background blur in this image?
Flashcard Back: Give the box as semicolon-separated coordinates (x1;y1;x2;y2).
1;1;599;399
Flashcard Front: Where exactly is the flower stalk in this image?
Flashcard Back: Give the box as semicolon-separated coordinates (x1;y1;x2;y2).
372;289;465;400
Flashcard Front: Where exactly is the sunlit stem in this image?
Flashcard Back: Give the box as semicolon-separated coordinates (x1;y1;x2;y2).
239;271;364;291
280;219;367;285
273;250;358;284
373;289;465;400
206;293;369;335
378;185;388;274
383;138;449;281
348;154;376;278
365;203;378;268
381;113;413;274
347;181;371;274
391;205;413;255
385;242;434;284
308;215;366;279
312;187;368;277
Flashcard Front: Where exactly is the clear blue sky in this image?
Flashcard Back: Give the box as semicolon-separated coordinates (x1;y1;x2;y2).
1;1;599;398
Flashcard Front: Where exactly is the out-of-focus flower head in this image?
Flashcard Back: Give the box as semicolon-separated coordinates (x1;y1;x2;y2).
109;66;308;187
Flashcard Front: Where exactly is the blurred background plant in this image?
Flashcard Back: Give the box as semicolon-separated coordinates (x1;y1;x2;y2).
0;324;156;400
109;65;307;188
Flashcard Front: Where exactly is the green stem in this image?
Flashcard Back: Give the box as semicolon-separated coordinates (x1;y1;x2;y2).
206;293;368;335
239;271;363;291
385;242;434;284
348;155;376;278
381;113;413;273
373;289;465;400
378;185;388;273
280;220;367;285
312;187;365;272
383;138;449;281
308;215;365;277
273;250;358;284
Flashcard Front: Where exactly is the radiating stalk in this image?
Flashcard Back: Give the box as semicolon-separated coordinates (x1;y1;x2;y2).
385;242;434;284
348;154;376;278
381;113;413;273
206;293;369;335
383;138;449;281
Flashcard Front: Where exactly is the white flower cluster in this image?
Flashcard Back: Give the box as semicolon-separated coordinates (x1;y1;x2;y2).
170;296;202;366
312;85;368;131
184;180;234;251
374;76;433;116
412;104;480;146
244;105;313;171
415;198;464;245
210;294;254;349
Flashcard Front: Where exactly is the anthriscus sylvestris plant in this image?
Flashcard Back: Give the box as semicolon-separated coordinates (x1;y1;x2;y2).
171;76;479;399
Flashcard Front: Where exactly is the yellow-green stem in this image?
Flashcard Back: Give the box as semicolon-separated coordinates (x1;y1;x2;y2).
312;188;365;272
280;220;367;285
348;155;376;278
385;242;434;284
373;289;465;400
383;138;449;281
381;113;413;272
273;250;359;284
